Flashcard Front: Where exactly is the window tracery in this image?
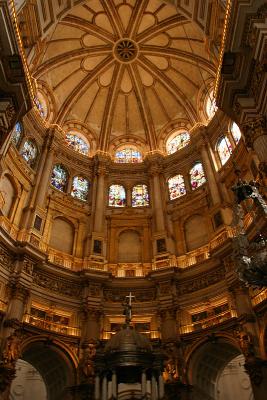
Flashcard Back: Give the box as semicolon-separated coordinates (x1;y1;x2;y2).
166;131;190;155
132;184;149;207
11;122;22;146
65;132;89;155
71;176;89;201
217;136;232;166
190;162;206;190
20;139;37;167
168;175;186;200
50;164;68;192
231;122;242;144
114;148;142;163
108;185;126;207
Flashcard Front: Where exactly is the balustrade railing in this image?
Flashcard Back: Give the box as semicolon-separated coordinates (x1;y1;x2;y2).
23;314;81;336
179;310;233;334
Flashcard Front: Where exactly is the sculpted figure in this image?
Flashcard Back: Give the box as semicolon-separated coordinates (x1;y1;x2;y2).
2;333;21;365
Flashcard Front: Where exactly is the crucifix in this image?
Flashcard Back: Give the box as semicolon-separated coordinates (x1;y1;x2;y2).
123;292;135;325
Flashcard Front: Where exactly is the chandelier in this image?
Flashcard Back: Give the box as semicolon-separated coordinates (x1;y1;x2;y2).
231;176;267;287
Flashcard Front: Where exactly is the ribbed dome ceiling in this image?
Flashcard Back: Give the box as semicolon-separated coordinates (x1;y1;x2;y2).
33;0;218;152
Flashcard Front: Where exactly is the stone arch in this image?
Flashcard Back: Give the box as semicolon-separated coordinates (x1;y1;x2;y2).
184;214;209;251
185;336;253;400
49;216;75;254
117;229;142;263
18;335;78;400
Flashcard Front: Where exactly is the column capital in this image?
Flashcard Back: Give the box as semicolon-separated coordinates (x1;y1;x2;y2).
241;116;267;148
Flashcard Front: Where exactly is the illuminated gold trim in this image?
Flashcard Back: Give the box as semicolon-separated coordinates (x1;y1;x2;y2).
9;0;35;101
214;0;232;99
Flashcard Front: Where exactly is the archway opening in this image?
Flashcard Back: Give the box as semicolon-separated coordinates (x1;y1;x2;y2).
14;340;76;400
10;359;47;400
189;340;254;400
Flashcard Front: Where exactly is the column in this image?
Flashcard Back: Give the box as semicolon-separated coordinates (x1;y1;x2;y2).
160;309;177;341
158;374;164;399
33;129;55;209
151;373;158;400
95;375;100;400
93;163;107;233
151;167;165;232
126;186;131;207
112;370;117;398
141;370;147;397
198;130;221;206
102;375;107;400
82;308;101;342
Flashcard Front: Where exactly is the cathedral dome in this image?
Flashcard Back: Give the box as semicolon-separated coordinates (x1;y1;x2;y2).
32;0;218;154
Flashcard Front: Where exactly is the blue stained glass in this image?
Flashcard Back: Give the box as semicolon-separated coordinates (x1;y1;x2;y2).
168;175;186;200
217;136;232;166
20;140;37;166
231;122;241;144
108;185;126;207
71;176;89;201
190;162;206;190
167;132;190;155
34;96;46;119
65;133;89;155
50;164;68;192
132;185;149;207
11;122;22;146
115;148;142;163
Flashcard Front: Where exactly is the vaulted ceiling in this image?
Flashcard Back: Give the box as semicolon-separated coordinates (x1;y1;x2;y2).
31;0;219;152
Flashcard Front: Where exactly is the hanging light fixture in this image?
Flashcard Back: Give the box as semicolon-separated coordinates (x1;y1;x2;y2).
231;165;267;287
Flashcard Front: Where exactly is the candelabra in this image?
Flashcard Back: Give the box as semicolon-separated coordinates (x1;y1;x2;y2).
231;179;267;287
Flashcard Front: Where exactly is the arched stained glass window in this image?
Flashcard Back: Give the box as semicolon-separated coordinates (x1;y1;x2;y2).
166;131;190;155
50;164;68;192
217;136;232;166
206;90;218;119
168;175;186;200
190;162;206;190
108;185;126;207
115;148;142;163
71;176;89;201
231;122;242;144
34;94;47;119
20;139;37;167
132;184;149;207
11;122;22;146
65;132;89;155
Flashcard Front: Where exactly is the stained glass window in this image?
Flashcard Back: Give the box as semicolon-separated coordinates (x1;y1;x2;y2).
71;176;89;201
190;162;206;190
206;91;218;119
231;122;242;144
166;131;190;155
65;133;89;155
132;184;149;207
34;94;47;119
20;140;37;167
108;185;126;207
115;148;142;163
217;136;232;166
50;164;68;192
11;122;22;146
168;175;186;200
